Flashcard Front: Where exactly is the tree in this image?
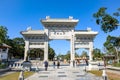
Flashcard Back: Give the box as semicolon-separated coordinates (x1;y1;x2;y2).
80;51;88;57
93;48;103;60
0;26;8;44
104;35;120;63
75;52;79;58
57;54;65;60
94;7;120;63
29;49;44;60
93;7;119;33
64;51;70;60
5;39;14;59
104;35;115;53
6;37;25;59
48;44;55;60
113;8;120;17
29;44;55;60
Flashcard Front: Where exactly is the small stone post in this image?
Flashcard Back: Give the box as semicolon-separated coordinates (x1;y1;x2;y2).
102;58;107;80
18;70;24;80
102;69;107;80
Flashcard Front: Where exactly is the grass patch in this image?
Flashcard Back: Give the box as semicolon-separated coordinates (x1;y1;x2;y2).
88;70;120;80
0;63;8;69
0;71;34;80
88;70;102;76
24;71;34;78
107;72;120;80
113;63;120;67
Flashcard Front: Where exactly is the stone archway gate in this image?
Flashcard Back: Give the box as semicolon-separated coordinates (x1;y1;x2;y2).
21;16;98;67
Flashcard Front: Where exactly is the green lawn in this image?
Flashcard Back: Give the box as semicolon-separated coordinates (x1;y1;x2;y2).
88;70;120;80
0;71;34;80
113;63;120;67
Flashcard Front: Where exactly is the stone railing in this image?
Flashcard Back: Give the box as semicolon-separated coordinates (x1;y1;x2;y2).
9;60;44;70
9;62;23;70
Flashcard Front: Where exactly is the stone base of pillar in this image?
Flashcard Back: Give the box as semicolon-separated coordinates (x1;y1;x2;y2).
70;60;76;67
70;61;73;67
88;61;99;70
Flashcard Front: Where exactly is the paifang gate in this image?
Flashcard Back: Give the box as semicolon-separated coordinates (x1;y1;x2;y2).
21;16;98;67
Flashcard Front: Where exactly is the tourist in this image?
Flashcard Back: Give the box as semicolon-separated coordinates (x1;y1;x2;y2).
57;60;60;69
73;60;75;67
85;59;88;66
44;60;48;71
53;61;56;68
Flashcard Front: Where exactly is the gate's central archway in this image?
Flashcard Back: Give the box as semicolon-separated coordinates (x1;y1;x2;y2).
49;40;70;56
21;16;98;67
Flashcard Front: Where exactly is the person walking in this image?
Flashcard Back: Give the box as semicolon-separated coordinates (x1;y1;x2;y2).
44;60;48;71
53;61;56;68
85;59;88;66
73;60;75;67
57;60;60;69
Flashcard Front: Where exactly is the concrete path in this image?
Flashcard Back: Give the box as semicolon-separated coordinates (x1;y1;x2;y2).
25;66;102;80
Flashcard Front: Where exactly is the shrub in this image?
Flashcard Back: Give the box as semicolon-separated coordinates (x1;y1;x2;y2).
0;63;7;69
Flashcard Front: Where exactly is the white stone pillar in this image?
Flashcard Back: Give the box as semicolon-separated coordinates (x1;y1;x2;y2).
88;41;93;70
44;39;48;61
24;40;29;61
44;29;48;61
70;30;75;67
89;42;93;61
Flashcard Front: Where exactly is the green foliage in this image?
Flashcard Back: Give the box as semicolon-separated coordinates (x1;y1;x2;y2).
57;51;71;60
0;26;8;44
93;7;119;33
113;12;120;17
48;44;55;60
104;35;120;63
29;49;44;60
113;8;120;17
93;48;103;60
6;38;25;59
57;54;65;60
104;35;120;53
113;63;120;67
64;51;70;60
0;63;7;69
75;52;79;57
80;51;88;57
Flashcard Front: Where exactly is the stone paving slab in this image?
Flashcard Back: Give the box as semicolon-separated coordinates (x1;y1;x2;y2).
25;66;102;80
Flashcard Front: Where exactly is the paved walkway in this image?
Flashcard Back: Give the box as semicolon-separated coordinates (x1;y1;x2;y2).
25;66;102;80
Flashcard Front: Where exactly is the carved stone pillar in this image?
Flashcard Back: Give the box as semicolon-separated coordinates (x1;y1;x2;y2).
70;30;75;67
44;29;48;61
44;39;48;61
24;40;29;61
89;41;93;61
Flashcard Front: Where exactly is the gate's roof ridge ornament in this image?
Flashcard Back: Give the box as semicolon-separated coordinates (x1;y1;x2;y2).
41;16;79;22
21;30;45;35
26;26;32;31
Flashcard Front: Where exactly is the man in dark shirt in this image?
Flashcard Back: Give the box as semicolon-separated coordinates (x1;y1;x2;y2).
44;60;48;71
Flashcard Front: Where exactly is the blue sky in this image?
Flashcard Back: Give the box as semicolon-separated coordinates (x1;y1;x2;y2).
0;0;120;55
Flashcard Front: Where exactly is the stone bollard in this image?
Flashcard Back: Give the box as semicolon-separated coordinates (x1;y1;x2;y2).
18;71;24;80
102;69;107;80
